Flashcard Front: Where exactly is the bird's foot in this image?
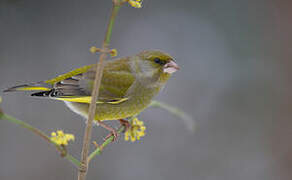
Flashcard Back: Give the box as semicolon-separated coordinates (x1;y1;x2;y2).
119;119;130;133
103;131;118;142
98;121;118;142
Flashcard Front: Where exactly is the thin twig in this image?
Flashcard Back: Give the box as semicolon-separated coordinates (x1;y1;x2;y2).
78;1;121;180
0;99;194;169
88;125;125;163
0;113;81;167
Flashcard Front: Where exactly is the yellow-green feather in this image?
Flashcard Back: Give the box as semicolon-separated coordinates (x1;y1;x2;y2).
44;64;95;85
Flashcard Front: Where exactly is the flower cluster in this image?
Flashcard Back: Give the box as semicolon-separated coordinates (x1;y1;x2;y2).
89;46;118;57
50;130;75;146
124;117;146;142
127;0;142;8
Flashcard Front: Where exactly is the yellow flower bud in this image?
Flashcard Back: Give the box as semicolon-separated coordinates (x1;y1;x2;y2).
50;130;75;146
90;46;101;54
128;0;142;8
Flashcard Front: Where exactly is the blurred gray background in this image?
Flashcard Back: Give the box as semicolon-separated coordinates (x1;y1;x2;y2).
1;0;291;180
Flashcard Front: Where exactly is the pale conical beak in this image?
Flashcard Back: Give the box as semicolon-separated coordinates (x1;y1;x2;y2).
163;60;180;74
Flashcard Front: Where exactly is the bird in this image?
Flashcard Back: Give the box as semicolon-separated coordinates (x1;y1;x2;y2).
3;50;179;139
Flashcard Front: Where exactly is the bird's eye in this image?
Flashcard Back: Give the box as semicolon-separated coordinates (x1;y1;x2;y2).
154;58;165;65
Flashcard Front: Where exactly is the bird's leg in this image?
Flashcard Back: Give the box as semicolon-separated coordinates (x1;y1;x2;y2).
119;119;130;133
98;121;118;142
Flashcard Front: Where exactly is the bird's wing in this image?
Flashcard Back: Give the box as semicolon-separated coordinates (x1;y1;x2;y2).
49;58;135;104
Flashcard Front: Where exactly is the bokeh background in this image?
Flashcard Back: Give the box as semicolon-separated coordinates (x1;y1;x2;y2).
1;0;291;179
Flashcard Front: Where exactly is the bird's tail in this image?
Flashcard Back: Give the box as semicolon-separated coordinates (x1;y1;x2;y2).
3;82;52;97
3;64;95;97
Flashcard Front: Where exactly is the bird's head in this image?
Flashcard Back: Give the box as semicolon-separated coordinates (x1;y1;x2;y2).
135;50;179;82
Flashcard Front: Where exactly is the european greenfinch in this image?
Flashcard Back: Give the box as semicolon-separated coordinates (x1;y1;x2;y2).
4;50;179;135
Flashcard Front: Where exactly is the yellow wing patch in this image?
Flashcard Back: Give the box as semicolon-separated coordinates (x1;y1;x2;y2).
44;64;95;85
54;96;128;104
16;87;51;91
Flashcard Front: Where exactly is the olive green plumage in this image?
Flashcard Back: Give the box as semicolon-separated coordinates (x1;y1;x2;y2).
4;50;179;121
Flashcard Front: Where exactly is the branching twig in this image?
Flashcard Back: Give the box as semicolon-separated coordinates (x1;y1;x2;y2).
88;125;125;163
0;99;194;169
78;1;122;179
0;2;194;180
0;113;81;167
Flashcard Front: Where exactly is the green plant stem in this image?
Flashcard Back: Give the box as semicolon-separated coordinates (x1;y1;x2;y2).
88;125;125;163
104;4;121;44
0;99;193;168
149;100;195;132
78;1;121;180
66;153;81;168
0;113;81;168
